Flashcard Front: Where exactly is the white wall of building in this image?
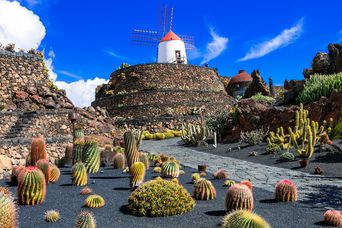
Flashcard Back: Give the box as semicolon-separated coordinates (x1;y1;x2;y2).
157;40;187;64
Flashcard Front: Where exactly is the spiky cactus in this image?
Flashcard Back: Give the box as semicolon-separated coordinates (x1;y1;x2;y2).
45;210;60;223
75;211;96;228
275;180;297;202
130;162;146;189
36;159;50;184
72;142;84;165
84;194;105;208
192;173;201;184
213;168;228;179
0;193;18;228
0;187;11;197
240;180;253;191
80;187;92;195
17;166;46;205
194;179;216;200
72;162;88;186
11;166;25;185
222;210;270;228
323;210;342;226
113;153;125;169
30;135;47;166
124;131;140;169
48;164;61;183
161;158;180;178
139;152;150;170
74;127;85;143
153;167;161;173
225;183;254;212
82;141;100;173
223;180;236;187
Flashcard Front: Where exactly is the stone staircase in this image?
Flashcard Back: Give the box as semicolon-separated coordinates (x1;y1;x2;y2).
3;112;38;139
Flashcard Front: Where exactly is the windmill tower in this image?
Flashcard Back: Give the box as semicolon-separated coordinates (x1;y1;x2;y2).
131;5;194;64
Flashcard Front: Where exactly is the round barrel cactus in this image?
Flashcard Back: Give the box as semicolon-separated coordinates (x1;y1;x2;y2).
48;164;61;183
36;159;50;184
130;162;146;188
139;152;150;170
194;178;216;200
275;180;297;202
113;153;125;169
72;162;88;186
84;194;105;208
17;166;46;205
75;211;96;228
323;210;342;226
11;166;26;185
124;131;140;169
0;193;18;228
225;183;254;212
222;210;270;228
44;210;60;223
72;142;84;165
82;141;100;173
74;127;85;143
161;159;180;178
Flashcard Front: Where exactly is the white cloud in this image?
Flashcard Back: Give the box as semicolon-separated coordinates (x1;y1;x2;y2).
238;18;304;62
44;50;57;81
0;0;45;50
56;70;84;80
55;77;108;108
105;50;127;60
200;28;229;64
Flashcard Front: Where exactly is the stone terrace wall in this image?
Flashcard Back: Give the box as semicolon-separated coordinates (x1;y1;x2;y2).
92;63;234;120
0;50;73;111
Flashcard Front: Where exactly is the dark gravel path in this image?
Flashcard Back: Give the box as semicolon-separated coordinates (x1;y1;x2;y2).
0;164;332;228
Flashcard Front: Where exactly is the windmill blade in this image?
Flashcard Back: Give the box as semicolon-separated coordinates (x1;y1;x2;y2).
131;29;160;46
179;34;195;50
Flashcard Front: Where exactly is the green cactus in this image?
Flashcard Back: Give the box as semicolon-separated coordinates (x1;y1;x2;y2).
223;179;236;187
84;194;105;208
181;111;210;146
75;211;96;228
192;173;201;184
72;162;88;186
36;159;50;184
225;183;254;212
0;193;18;228
72;142;84;165
194;178;216;200
82;141;100;173
74;127;85;143
17;166;46;205
124;131;140;169
139;152;150;170
30;135;47;166
279;151;295;162
130;162;146;188
222;210;270;228
275;180;297;202
161;159;180;178
44;210;60;223
48;164;61;183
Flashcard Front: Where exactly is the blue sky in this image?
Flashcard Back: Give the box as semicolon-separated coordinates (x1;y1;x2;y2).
1;0;342;106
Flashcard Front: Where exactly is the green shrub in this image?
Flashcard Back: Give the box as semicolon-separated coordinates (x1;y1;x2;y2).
240;129;268;146
279;151;295;162
128;178;195;217
333;115;342;139
251;93;275;104
297;73;342;104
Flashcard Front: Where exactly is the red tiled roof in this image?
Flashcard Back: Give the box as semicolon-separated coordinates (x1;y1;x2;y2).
229;70;252;84
160;31;182;42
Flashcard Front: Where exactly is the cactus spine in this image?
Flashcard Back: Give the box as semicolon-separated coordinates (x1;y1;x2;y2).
48;164;61;183
193;179;216;200
82;141;100;173
30;135;47;166
45;210;60;223
130;162;146;188
222;210;270;228
225;184;254;212
124;131;140;169
161;159;180;178
72;142;84;165
139;152;150;170
113;153;125;169
75;211;96;228
0;193;18;228
72;162;88;186
36;159;50;184
17;166;46;205
275;180;297;202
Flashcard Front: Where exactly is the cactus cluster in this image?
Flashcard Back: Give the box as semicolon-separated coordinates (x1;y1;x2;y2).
84;194;105;208
0;193;18;228
323;210;342;226
72;162;88;186
128;178;195;217
225;183;254;212
48;164;61;183
222;210;270;228
82;141;100;173
75;211;96;228
275;180;297;202
30;135;47;166
113;153;126;169
161;159;180;178
44;210;60;223
181;111;211;146
17;166;46;205
193;178;216;200
130;162;146;189
124;131;140;169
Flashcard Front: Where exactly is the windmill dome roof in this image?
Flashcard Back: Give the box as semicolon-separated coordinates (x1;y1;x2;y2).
160;31;182;42
229;70;252;84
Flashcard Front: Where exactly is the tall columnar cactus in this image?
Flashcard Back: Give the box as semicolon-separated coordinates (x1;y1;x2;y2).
113;153;125;169
131;129;143;149
275;180;297;202
124;131;140;169
30;135;47;166
161;158;180;178
17;166;46;205
72;162;88;186
139;152;149;170
225;184;254;212
36;159;50;184
75;211;96;228
193;178;216;200
82;141;100;173
222;210;270;228
72;142;84;165
48;164;61;183
323;210;342;226
130;162;146;189
181;111;211;146
0;193;18;228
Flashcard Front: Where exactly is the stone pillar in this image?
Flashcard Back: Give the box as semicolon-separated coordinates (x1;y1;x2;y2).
269;77;275;97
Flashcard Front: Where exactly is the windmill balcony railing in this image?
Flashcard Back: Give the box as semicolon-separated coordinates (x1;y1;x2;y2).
168;56;186;64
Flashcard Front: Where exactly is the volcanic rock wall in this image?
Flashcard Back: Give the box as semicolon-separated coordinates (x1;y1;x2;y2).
92;63;234;127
